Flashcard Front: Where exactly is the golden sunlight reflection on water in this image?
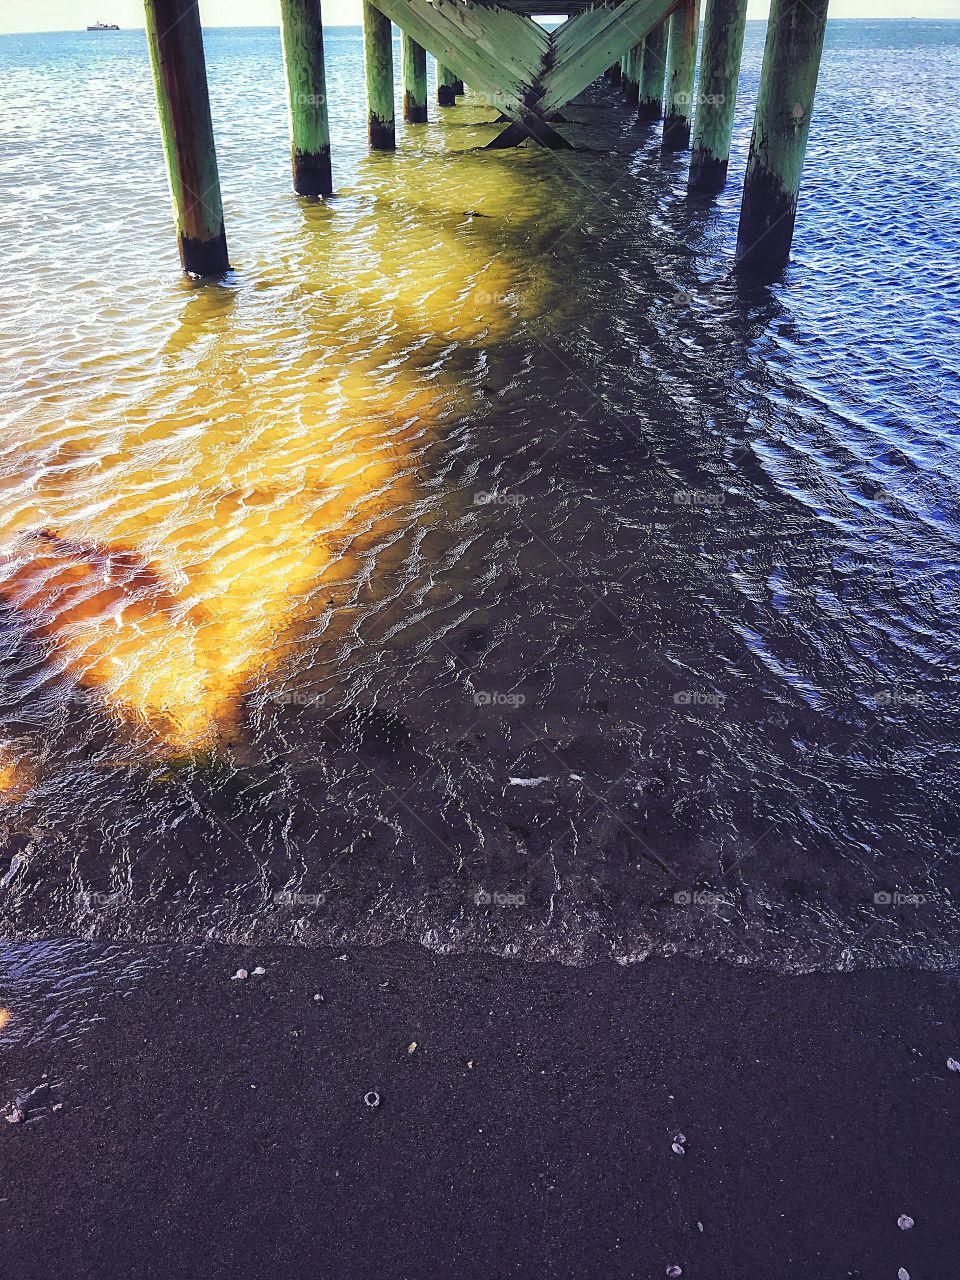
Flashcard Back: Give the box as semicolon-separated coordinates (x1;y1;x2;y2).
0;129;554;763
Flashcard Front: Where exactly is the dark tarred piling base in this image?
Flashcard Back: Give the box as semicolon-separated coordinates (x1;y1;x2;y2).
453;77;464;94
735;165;797;280
291;146;333;198
369;115;396;150
403;96;428;123
688;152;728;193
605;63;622;86
661;113;691;150
179;226;230;279
438;84;456;107
637;100;662;122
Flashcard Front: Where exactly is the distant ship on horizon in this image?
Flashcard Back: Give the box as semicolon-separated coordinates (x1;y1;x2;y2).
86;21;120;31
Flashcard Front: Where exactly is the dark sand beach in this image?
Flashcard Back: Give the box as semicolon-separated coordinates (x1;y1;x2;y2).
3;942;959;1278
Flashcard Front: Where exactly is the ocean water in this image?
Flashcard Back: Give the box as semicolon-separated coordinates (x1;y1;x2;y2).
0;20;958;972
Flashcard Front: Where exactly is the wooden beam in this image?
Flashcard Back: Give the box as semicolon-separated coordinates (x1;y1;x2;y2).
144;0;229;277
363;0;395;149
403;34;428;122
661;0;700;150
279;0;333;196
688;0;748;190
736;0;830;276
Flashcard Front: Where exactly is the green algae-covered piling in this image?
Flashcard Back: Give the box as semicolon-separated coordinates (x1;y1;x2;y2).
438;63;458;107
144;0;228;277
363;0;395;149
622;45;641;106
402;33;428;123
637;22;668;121
662;0;700;150
688;0;748;191
736;0;829;276
279;0;333;197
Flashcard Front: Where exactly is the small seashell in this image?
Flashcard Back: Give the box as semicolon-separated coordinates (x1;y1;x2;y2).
671;1142;685;1156
674;1133;687;1145
408;1042;418;1054
252;966;266;976
4;1108;24;1125
947;1057;960;1072
364;1091;381;1108
666;1267;682;1278
898;1215;914;1231
232;968;248;980
898;1269;910;1280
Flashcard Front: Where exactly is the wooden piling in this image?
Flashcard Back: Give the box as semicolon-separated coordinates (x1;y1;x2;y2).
438;63;458;107
688;0;748;191
662;0;700;150
402;33;428;123
363;0;395;150
622;45;640;105
453;75;465;95
736;0;830;276
637;22;668;121
144;0;228;277
279;0;333;197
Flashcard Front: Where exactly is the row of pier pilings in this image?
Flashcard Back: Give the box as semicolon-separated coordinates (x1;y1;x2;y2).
143;0;830;283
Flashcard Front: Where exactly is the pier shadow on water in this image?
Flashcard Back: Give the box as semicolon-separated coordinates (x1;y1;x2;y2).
1;33;959;970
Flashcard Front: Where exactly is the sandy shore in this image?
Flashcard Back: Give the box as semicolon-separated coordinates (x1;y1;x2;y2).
2;941;959;1278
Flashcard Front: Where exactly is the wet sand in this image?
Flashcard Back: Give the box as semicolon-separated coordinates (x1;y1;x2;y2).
2;942;959;1278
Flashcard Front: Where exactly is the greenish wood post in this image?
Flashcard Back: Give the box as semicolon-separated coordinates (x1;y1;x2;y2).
402;33;428;123
143;0;228;277
279;0;333;197
662;0;701;150
363;0;395;150
736;0;829;276
622;45;640;105
637;21;668;121
438;63;457;107
688;0;748;191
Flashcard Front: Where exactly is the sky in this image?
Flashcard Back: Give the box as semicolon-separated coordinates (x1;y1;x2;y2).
0;0;955;32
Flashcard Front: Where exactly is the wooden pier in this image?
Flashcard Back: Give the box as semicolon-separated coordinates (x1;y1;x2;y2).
143;0;832;282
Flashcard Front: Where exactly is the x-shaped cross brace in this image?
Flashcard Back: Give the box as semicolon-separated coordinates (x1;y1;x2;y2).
370;0;680;147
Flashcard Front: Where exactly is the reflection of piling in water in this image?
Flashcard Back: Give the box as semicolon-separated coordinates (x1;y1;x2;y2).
142;0;832;279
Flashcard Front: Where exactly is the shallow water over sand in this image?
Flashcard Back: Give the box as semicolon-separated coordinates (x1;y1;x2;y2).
0;23;958;969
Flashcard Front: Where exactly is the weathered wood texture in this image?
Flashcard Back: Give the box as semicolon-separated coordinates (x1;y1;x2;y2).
736;0;830;276
637;20;668;119
363;0;396;149
402;33;428;121
662;0;700;150
144;0;228;276
438;62;459;106
279;0;333;196
688;0;748;190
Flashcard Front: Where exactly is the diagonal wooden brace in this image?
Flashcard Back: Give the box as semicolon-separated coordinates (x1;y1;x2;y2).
369;0;679;146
